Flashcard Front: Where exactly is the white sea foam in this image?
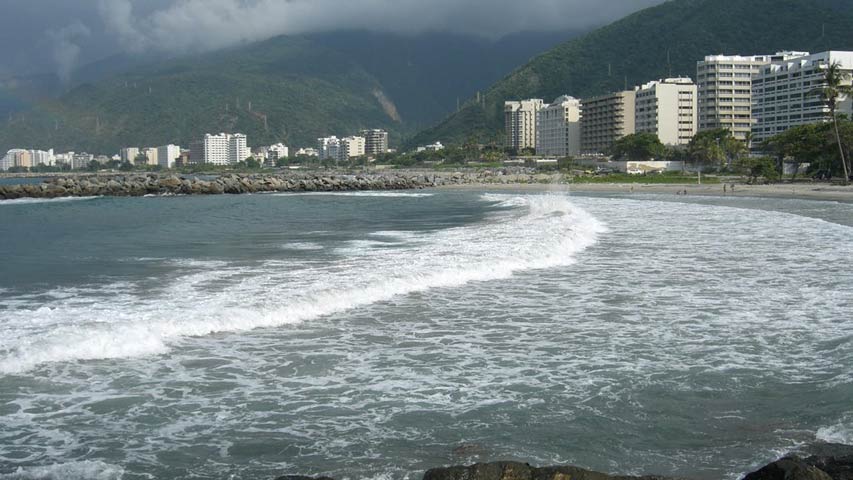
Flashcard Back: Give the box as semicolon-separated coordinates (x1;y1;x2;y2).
280;191;434;198
0;196;99;206
0;194;603;374
816;415;853;444
282;242;325;251
0;461;123;480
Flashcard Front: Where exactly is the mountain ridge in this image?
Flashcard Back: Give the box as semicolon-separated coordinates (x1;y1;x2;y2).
0;30;579;154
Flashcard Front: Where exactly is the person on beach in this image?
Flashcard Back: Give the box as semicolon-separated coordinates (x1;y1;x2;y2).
724;184;727;194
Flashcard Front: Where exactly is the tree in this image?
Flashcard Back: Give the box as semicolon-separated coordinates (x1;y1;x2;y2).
133;153;149;166
810;62;853;184
610;133;666;161
687;128;745;171
764;123;828;180
737;156;779;184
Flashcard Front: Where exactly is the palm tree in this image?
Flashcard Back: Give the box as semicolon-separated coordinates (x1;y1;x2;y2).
811;62;853;184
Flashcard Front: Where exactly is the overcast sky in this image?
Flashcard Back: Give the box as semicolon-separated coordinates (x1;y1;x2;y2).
0;0;664;80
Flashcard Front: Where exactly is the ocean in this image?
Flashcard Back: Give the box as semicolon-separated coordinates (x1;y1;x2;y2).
0;189;851;480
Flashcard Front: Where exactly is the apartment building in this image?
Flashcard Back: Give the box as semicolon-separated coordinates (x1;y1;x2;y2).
157;144;182;169
361;129;389;156
201;133;250;165
536;96;582;157
505;99;544;151
318;136;341;161
580;90;636;155
697;52;806;142
635;78;698;146
120;148;139;164
752;50;853;145
340;136;366;159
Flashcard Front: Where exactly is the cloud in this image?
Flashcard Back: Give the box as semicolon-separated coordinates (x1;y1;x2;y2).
98;0;665;55
48;21;92;83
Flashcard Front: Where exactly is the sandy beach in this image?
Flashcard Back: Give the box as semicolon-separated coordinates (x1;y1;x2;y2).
437;181;853;203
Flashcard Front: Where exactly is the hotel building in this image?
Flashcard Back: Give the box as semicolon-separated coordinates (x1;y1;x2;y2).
697;52;806;143
752;50;853;145
635;78;698;146
536;96;582;157
580;90;636;155
505;99;544;151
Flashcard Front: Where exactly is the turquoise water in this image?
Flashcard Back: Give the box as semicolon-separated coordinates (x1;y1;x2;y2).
0;190;851;480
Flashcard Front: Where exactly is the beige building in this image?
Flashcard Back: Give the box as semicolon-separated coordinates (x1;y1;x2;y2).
635;78;698;146
536;96;582;157
505;98;544;151
752;50;853;145
361;129;389;156
697;52;806;143
580;90;636;155
141;147;159;166
341;136;366;159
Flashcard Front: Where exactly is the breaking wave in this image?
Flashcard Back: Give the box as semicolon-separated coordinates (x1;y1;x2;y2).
0;194;603;374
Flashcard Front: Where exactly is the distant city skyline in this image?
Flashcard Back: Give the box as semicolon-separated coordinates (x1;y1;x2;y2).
0;0;665;79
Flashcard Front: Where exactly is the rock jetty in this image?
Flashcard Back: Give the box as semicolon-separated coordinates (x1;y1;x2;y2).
0;173;438;200
0;170;573;200
274;444;853;480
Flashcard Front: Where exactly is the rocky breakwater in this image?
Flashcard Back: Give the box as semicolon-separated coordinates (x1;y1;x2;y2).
0;173;448;200
275;444;853;480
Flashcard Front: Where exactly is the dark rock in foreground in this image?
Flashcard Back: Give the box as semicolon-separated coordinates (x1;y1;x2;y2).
744;444;853;480
273;444;853;480
423;461;682;480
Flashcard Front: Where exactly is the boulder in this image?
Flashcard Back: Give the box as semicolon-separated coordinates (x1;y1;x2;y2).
423;462;680;480
743;457;833;480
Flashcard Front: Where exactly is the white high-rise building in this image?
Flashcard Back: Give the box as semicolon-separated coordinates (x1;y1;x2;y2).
697;52;807;142
202;133;250;165
505;99;545;151
635;78;698;146
229;134;250;164
536;95;582;157
318;136;341;161
204;134;230;165
752;50;853;145
34;149;50;166
340;136;366;159
0;152;12;171
157;144;181;169
269;143;289;161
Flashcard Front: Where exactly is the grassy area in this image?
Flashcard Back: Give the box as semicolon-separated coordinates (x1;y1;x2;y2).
570;173;721;184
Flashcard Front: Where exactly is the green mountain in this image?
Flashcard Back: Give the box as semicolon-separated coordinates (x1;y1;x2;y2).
0;30;576;155
408;0;853;149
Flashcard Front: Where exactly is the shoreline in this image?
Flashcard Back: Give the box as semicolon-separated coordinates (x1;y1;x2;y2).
1;171;852;203
434;182;853;203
